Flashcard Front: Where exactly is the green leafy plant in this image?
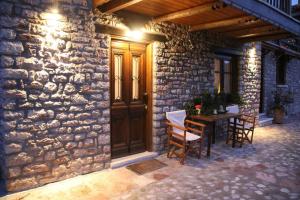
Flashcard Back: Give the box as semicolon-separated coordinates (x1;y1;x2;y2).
226;92;244;106
184;102;197;116
193;97;201;105
200;91;215;115
272;91;284;110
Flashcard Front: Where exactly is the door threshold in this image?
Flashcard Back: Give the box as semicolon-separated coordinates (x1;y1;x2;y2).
111;151;159;169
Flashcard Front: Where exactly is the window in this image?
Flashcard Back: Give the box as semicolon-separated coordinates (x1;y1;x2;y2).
114;54;122;100
214;56;237;93
276;55;287;85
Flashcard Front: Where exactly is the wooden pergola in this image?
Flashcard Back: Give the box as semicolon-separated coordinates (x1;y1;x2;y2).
93;0;300;42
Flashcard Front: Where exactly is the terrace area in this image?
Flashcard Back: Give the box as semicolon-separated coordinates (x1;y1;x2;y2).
2;115;299;200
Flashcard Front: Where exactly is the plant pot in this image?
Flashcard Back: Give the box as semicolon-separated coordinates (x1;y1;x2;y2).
273;108;285;124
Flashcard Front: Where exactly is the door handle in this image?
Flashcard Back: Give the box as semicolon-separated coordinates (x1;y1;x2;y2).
143;92;148;110
143;92;148;104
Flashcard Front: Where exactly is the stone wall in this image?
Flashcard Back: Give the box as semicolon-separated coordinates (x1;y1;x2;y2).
239;43;262;123
151;25;262;152
0;0;265;192
262;51;277;115
0;0;110;192
262;50;300;116
152;31;215;152
286;58;300;114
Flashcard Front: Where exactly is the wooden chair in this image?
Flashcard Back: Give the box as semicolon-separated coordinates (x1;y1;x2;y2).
165;110;206;164
226;105;256;146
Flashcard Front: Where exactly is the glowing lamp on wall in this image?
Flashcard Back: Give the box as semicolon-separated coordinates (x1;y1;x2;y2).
125;29;144;41
248;46;257;73
42;8;63;50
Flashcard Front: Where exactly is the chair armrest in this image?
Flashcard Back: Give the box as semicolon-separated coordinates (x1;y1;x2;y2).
185;119;206;128
165;121;187;131
185;119;206;135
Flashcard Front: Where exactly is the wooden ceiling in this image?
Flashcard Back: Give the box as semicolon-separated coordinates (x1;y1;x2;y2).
94;0;294;42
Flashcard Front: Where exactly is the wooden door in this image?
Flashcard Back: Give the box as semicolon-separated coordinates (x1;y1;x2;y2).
111;41;147;158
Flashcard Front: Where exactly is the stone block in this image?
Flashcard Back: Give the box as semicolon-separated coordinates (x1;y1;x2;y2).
3;111;24;120
23;164;49;175
36;137;55;145
6;152;33;167
83;139;94;147
59;134;74;142
64;83;76;94
4;89;27;99
65;142;77;150
0;2;13;15
74;126;90;134
35;70;49;83
45;151;56;161
0;29;16;40
0;41;24;55
5;143;22;154
5;131;32;141
44;82;58;93
1;69;28;79
71;94;88;104
52;165;68;177
53;156;70;165
0;55;14;67
28;109;48;120
53;75;68;83
7;177;37;192
8;167;21;178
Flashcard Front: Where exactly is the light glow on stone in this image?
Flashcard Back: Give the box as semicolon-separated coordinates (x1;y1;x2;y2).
41;8;64;50
248;44;257;73
125;30;143;41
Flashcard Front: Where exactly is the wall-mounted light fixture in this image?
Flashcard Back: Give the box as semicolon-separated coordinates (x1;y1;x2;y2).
42;8;63;50
248;43;257;73
125;29;144;41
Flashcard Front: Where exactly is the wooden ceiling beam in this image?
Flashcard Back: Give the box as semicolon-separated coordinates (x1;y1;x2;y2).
229;25;279;37
239;33;291;43
218;20;265;33
236;30;286;39
191;16;256;31
153;1;227;23
99;0;143;13
93;0;110;8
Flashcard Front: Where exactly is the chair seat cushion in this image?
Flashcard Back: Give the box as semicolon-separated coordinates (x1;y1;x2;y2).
173;130;201;141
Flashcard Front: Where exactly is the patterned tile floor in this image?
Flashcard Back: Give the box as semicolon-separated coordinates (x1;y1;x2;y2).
2;116;300;200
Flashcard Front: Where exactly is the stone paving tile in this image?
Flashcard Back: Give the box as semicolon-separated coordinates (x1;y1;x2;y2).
117;118;300;200
2;117;300;200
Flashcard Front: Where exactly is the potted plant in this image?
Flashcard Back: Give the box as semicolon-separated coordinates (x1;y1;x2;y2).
201;91;215;115
226;92;244;106
184;102;197;116
272;91;285;124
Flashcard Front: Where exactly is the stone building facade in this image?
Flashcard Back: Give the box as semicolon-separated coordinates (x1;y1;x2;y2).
0;0;296;193
262;49;300;116
0;0;111;192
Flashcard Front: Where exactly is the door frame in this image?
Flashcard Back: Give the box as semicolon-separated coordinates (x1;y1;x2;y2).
109;37;153;155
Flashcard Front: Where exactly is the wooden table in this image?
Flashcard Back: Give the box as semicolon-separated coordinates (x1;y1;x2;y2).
189;112;241;157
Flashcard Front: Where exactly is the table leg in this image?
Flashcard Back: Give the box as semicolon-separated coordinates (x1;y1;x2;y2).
207;126;212;157
212;121;216;144
232;117;237;148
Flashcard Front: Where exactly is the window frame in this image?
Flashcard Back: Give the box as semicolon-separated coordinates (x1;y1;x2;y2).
276;55;287;85
214;55;238;94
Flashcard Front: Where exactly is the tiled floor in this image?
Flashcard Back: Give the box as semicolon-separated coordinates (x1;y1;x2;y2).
2;116;300;200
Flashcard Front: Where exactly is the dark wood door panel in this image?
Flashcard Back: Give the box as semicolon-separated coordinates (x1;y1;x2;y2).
129;112;146;153
111;111;129;157
111;40;147;158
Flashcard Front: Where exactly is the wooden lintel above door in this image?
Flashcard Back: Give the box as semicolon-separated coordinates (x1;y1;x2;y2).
95;24;167;42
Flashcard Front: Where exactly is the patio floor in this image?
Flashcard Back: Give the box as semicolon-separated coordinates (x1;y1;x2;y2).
2;116;300;200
